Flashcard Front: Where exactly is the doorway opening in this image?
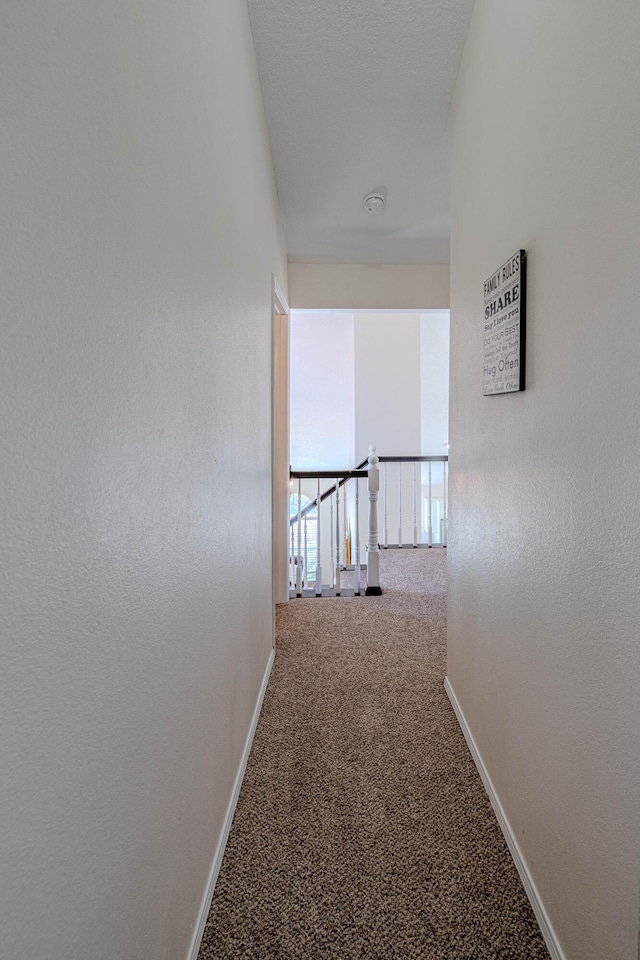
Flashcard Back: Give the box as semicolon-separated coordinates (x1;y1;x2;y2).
272;277;290;611
288;309;450;547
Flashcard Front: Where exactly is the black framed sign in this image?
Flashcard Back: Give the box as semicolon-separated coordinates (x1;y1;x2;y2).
483;250;526;395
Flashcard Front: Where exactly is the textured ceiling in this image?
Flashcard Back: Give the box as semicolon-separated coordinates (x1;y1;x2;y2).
246;0;475;264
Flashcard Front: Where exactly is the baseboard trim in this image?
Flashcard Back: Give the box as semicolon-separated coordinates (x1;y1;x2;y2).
187;648;275;960
444;676;566;960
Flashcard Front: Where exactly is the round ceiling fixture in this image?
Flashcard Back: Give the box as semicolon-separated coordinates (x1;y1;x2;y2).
363;187;387;215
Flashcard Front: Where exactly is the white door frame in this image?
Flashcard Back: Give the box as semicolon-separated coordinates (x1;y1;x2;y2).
272;276;290;610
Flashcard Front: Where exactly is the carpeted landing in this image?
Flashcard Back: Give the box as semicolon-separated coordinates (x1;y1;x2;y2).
198;550;550;959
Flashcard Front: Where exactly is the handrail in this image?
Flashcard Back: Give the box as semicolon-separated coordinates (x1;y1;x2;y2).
289;465;367;524
290;470;368;479
289;454;448;525
378;455;448;462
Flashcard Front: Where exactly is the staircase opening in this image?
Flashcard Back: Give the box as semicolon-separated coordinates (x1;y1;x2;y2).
287;308;450;598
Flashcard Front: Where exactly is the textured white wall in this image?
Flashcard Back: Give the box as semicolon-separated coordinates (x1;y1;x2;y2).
0;2;286;959
448;3;640;959
288;263;450;310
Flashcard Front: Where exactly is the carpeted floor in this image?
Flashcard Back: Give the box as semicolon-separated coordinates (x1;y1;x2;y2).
198;550;550;959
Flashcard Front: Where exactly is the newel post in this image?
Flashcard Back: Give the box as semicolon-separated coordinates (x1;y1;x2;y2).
365;445;383;596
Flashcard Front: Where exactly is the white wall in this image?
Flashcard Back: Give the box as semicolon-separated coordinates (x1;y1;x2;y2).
0;2;286;959
289;312;355;470
420;311;449;544
288;263;450;310
354;313;422;547
448;3;640;960
291;309;449;470
354;313;422;462
420;311;450;456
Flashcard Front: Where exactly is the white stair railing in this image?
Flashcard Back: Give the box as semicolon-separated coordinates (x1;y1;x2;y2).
377;456;448;551
315;477;322;597
334;475;341;597
288;450;448;598
365;445;381;596
354;473;361;596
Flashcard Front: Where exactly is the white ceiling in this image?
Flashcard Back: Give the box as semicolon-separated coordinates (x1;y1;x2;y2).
246;0;475;265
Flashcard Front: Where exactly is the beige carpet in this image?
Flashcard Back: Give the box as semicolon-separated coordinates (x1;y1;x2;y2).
198;550;550;959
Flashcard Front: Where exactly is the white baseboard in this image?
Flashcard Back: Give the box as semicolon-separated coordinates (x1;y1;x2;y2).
444;676;566;960
187;648;275;960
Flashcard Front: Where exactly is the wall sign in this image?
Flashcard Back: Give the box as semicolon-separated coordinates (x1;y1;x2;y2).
483;250;526;395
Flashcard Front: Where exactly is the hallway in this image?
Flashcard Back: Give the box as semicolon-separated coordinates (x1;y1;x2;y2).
198;552;549;959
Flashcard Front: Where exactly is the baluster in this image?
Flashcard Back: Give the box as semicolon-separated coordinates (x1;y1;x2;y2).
315;477;322;596
412;461;418;547
335;477;341;596
343;480;348;568
383;461;388;548
428;461;433;547
365;446;382;595
398;462;403;548
290;515;295;587
296;478;302;597
354;477;361;595
330;491;334;586
443;459;448;547
303;514;308;592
